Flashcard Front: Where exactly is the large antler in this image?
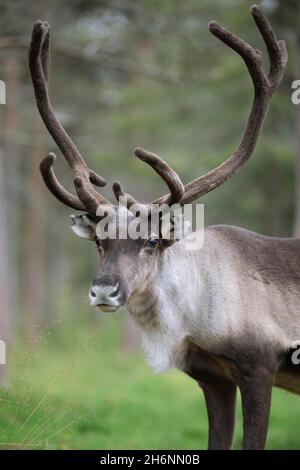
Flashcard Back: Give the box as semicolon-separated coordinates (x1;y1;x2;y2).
116;5;287;209
112;147;185;215
30;6;287;217
29;21;111;215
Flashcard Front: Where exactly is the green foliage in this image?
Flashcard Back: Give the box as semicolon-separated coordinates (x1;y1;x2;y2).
0;319;299;450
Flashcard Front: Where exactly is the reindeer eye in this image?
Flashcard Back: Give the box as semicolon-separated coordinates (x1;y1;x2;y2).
147;237;159;248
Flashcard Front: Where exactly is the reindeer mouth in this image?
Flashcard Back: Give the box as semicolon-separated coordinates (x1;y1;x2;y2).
97;304;119;313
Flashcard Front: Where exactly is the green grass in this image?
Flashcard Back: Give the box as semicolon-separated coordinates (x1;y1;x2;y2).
0;316;299;449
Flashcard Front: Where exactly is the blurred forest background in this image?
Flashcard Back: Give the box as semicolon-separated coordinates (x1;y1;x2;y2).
0;0;299;449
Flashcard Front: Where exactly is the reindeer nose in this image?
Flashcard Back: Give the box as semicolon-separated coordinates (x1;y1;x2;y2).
89;285;119;299
89;281;122;310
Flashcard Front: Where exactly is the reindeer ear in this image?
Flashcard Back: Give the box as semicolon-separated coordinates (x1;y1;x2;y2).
70;214;97;240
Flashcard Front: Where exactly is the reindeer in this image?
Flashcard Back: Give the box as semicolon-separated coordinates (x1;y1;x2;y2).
29;5;299;450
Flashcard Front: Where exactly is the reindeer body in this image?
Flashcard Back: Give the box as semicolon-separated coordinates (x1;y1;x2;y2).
129;225;300;392
126;225;300;449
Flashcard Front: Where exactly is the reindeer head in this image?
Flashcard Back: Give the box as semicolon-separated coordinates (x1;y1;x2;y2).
28;6;287;312
69;208;165;312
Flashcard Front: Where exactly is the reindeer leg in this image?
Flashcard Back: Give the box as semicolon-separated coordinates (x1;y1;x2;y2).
238;367;274;450
200;381;237;450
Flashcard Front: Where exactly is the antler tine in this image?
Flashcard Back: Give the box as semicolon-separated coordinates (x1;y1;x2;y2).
113;148;185;213
40;153;85;211
29;20;111;215
112;182;140;208
73;177;105;215
134;148;184;206
178;4;287;204
112;181;149;217
251;5;287;91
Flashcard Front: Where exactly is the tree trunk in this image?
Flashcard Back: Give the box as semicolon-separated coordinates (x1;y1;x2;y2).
0;50;21;385
24;117;47;343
